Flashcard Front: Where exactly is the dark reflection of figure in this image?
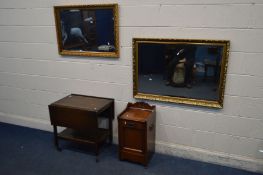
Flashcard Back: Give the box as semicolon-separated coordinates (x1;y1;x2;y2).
163;49;173;82
164;48;185;87
60;10;89;50
184;46;196;88
164;46;196;88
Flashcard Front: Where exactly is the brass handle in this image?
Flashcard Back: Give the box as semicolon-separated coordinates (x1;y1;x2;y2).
124;121;135;128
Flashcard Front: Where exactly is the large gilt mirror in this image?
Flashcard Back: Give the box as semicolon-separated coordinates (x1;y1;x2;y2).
133;38;230;108
54;4;119;57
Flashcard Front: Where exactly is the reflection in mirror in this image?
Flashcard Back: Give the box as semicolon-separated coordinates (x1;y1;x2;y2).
54;4;119;57
133;38;230;108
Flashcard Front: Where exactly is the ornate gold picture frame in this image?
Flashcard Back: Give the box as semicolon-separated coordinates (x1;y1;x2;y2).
133;38;230;108
54;4;119;57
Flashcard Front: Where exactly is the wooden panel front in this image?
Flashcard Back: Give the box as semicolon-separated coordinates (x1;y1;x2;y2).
122;124;145;153
120;149;146;165
49;105;97;131
118;102;156;166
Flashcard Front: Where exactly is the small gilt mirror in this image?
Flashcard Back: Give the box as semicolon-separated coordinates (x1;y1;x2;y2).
54;4;119;57
133;38;230;108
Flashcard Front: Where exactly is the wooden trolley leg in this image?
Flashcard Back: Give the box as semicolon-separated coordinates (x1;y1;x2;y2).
95;144;100;162
109;103;114;144
53;125;61;151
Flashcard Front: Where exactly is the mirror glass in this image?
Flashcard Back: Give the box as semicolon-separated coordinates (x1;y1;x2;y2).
133;38;230;108
54;4;119;57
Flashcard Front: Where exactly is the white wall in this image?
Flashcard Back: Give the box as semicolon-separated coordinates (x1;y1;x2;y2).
0;0;263;173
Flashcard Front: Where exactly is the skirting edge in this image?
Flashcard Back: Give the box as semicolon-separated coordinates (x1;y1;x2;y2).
155;141;263;173
0;112;52;132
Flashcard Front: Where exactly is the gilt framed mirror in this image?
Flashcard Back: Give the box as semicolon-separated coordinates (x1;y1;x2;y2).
54;4;119;57
133;38;230;108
